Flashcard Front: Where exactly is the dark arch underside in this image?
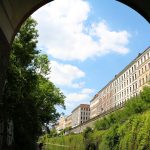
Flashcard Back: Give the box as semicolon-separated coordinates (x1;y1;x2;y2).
0;0;150;45
118;0;150;24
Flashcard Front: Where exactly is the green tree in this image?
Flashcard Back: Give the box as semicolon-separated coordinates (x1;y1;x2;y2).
3;17;65;150
140;86;150;103
34;54;50;75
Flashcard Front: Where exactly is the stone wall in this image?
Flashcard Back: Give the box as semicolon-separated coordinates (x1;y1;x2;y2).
70;104;123;133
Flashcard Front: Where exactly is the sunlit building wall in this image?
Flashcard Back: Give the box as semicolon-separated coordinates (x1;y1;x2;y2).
90;47;150;119
65;114;72;128
72;104;90;127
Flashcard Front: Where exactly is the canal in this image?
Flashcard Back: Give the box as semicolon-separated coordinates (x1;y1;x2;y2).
44;144;83;150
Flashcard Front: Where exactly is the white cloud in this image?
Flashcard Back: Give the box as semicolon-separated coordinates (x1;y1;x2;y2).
90;21;130;55
64;88;94;112
32;0;131;61
49;61;85;88
65;88;94;103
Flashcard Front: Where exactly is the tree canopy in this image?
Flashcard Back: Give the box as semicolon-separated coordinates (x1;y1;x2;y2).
3;17;65;150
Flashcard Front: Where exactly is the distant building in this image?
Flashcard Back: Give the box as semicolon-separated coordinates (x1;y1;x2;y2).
65;114;72;128
55;116;66;132
90;47;150;119
90;80;115;118
72;104;90;127
55;47;150;127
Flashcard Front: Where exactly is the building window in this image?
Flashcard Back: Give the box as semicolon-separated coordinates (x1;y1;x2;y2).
127;88;129;94
143;78;145;84
130;87;132;92
148;63;150;69
146;75;148;82
132;76;134;81
133;85;134;91
135;83;137;89
132;67;133;72
139;79;141;86
130;78;132;83
145;65;147;71
135;74;137;79
134;65;136;70
144;56;146;61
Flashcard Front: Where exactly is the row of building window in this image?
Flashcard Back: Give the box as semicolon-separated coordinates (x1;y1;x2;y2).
81;117;88;120
81;112;90;115
110;63;150;92
96;52;150;97
139;75;150;86
139;63;150;75
137;52;150;66
81;108;90;111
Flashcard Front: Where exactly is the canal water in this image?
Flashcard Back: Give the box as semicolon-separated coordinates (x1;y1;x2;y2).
44;144;83;150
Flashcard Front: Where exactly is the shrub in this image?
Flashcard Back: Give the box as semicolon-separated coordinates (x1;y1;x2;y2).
83;127;93;139
140;86;150;103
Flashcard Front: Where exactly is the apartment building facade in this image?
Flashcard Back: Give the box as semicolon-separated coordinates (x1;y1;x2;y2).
55;48;150;127
55;116;66;132
65;114;72;128
71;104;90;127
136;50;150;92
90;80;115;118
90;47;150;119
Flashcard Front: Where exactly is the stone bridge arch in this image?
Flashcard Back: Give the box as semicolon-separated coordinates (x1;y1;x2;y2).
0;0;150;149
0;0;150;46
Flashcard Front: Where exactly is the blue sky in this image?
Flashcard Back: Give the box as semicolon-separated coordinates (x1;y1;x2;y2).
32;0;150;116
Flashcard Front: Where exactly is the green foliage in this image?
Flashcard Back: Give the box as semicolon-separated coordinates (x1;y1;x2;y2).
83;127;93;139
140;86;150;103
95;87;150;132
49;129;58;138
118;112;150;150
125;96;147;114
43;133;85;149
95;117;111;130
3;17;65;150
34;54;50;75
42;87;150;150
